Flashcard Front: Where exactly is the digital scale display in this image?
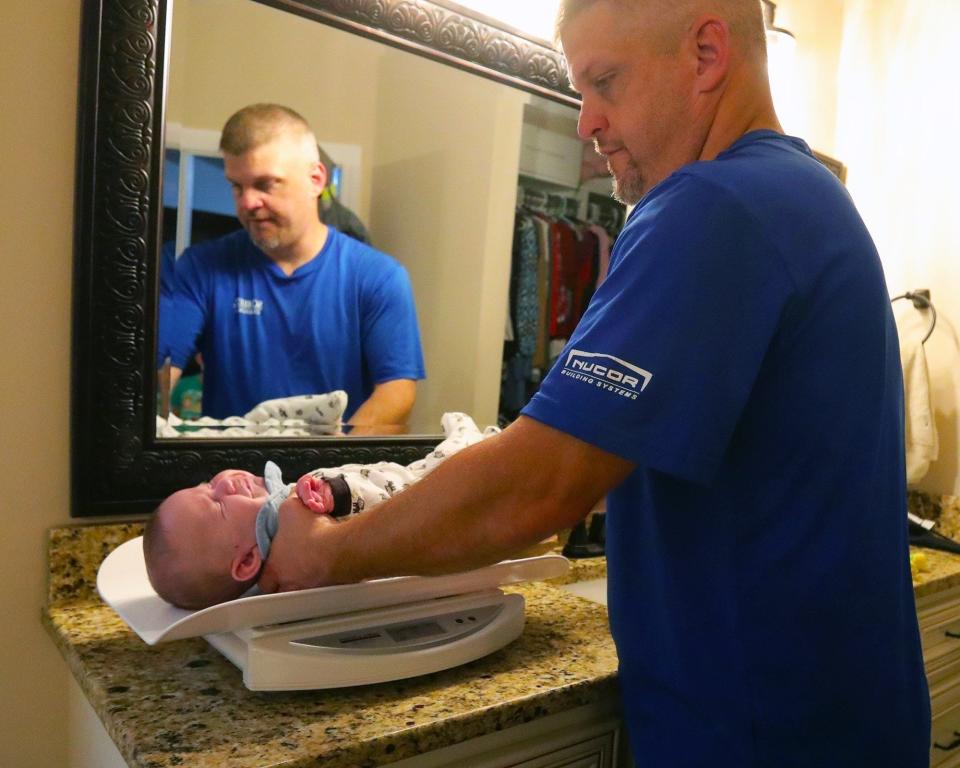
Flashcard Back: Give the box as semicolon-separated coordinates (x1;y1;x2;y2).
386;621;445;643
294;606;496;653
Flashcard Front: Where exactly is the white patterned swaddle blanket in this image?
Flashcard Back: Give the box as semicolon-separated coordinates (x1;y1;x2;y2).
156;391;348;438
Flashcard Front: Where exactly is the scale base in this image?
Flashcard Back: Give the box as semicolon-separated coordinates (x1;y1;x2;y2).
206;589;525;691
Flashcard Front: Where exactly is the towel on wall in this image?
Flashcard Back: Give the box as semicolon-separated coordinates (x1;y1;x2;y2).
900;337;939;485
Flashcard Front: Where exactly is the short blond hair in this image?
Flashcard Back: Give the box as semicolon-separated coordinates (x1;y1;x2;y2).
219;103;319;158
555;0;766;57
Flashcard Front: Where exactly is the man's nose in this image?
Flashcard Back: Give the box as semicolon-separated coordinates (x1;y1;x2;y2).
236;188;263;211
577;101;608;142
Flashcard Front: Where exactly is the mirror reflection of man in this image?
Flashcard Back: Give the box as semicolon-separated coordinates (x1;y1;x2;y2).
158;104;425;427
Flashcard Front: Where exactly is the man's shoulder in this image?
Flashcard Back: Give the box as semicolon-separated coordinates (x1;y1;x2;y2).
677;131;835;202
331;229;398;267
633;131;847;240
328;229;407;281
627;164;759;241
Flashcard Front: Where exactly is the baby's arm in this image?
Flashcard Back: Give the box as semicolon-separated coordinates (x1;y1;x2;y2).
295;474;335;514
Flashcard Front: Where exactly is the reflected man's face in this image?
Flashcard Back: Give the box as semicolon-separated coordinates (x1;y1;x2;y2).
224;135;326;255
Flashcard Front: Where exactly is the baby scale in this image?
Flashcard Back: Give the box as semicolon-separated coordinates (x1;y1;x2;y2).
97;537;568;691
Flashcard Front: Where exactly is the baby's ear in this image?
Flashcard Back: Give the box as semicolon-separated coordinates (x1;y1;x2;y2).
231;545;262;583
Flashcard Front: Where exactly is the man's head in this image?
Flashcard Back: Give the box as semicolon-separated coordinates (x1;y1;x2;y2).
143;469;269;609
219;104;327;257
556;0;772;204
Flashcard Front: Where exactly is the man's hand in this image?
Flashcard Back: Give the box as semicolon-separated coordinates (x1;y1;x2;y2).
258;494;337;593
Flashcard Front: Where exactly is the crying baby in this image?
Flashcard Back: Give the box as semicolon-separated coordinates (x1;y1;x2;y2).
143;412;497;609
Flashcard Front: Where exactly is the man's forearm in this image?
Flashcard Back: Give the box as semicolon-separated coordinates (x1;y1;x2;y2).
329;438;560;582
349;378;416;428
259;417;633;591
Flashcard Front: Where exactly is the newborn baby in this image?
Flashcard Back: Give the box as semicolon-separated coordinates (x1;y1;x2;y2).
143;413;495;609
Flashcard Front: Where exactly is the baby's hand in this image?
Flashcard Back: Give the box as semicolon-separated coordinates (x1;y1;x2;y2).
295;474;334;514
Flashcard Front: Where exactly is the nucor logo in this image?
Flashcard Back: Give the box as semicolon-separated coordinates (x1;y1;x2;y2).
565;349;653;391
234;297;264;316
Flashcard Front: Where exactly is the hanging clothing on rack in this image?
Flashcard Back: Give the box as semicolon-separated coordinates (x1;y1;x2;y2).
500;185;626;422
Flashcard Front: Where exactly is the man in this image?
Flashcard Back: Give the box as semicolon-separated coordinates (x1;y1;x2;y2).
257;2;930;764
158;104;425;426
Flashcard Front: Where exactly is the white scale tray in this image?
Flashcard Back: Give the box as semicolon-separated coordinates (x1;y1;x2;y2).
97;537;569;645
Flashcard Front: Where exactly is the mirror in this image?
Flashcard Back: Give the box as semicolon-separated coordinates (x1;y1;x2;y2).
158;0;533;437
72;0;585;516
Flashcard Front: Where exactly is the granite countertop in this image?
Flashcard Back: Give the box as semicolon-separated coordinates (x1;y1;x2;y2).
44;495;960;767
910;493;960;598
43;524;617;768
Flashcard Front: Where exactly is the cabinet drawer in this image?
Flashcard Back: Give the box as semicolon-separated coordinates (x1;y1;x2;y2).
918;587;960;671
932;694;960;767
923;616;960;668
930;650;960;698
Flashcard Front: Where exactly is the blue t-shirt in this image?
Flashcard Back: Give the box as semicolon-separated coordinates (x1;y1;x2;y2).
158;227;425;419
523;131;929;766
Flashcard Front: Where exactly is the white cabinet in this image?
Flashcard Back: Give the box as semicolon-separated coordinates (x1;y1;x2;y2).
388;701;628;768
917;584;960;766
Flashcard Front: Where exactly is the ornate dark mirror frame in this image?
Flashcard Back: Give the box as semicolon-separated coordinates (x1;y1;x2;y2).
71;0;579;516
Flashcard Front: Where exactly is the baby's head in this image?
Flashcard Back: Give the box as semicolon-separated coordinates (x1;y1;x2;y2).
144;469;269;609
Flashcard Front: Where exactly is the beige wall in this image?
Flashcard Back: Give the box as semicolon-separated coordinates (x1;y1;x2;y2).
778;0;960;495
0;2;79;766
772;0;844;156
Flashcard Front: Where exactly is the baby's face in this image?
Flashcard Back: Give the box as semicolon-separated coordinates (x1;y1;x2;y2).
208;469;268;501
163;469;270;552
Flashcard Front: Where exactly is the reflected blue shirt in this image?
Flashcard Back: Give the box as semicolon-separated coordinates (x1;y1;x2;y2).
158;227;425;419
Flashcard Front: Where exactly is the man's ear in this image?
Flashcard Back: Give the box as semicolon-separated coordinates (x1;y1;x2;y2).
231;544;263;583
310;160;328;198
692;15;730;92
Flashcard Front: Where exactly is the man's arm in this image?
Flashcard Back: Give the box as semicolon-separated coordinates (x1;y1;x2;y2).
168;365;183;392
257;416;634;592
156;363;183;418
348;378;417;429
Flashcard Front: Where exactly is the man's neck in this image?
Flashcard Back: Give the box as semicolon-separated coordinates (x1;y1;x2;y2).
697;66;783;163
266;221;330;276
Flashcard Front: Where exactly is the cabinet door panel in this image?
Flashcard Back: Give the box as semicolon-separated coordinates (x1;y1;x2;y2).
510;732;616;768
932;694;960;766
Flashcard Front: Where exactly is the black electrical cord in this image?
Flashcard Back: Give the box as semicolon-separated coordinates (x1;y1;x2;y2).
892;290;937;344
